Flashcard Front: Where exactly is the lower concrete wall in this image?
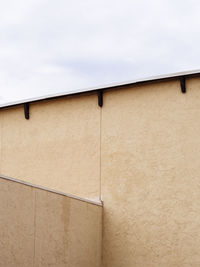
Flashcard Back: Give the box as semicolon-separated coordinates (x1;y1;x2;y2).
0;176;102;267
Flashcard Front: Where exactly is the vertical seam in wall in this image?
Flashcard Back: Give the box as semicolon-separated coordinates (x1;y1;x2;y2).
99;107;102;201
101;205;104;266
33;189;37;267
0;111;3;173
100;106;104;266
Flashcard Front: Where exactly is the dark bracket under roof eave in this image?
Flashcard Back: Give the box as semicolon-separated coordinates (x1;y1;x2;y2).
180;76;186;93
98;90;103;107
24;103;30;120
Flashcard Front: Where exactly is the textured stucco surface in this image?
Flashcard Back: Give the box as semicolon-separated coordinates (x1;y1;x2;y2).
1;77;200;266
101;78;200;267
0;176;35;267
0;176;102;267
0;94;100;200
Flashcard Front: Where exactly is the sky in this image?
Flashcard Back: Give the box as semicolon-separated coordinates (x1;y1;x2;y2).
0;0;200;104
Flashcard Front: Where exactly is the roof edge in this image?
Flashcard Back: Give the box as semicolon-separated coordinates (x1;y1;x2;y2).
1;69;200;109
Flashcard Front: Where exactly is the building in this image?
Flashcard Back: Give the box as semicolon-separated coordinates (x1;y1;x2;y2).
0;70;200;266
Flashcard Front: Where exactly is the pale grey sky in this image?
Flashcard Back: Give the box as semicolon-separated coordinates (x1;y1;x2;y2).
0;0;200;103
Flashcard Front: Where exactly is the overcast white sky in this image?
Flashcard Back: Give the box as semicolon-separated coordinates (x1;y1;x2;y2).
0;0;200;104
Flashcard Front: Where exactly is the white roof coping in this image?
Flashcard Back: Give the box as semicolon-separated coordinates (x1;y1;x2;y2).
0;69;200;109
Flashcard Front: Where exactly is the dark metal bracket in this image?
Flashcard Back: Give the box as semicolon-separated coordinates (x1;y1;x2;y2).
98;90;103;107
24;103;30;120
180;76;186;93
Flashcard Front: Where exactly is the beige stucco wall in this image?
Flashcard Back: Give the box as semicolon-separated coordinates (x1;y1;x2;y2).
1;77;200;266
0;176;102;267
0;94;101;200
101;77;200;267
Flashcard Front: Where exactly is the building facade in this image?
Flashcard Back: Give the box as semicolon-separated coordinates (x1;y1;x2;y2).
0;70;200;266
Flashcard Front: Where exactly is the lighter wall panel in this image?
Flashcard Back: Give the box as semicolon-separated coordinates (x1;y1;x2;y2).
1;94;100;200
101;78;200;267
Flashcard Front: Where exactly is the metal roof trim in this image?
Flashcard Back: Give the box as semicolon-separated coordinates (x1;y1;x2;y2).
0;69;200;109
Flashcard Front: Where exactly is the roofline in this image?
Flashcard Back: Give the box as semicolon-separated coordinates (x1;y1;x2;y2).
1;69;200;109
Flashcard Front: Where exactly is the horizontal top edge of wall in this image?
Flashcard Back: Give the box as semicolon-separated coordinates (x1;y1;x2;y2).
0;69;200;110
0;174;103;207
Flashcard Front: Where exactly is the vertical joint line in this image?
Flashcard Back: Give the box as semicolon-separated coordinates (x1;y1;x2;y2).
33;190;36;266
24;103;30;120
98;90;103;107
180;76;186;93
99;107;102;201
